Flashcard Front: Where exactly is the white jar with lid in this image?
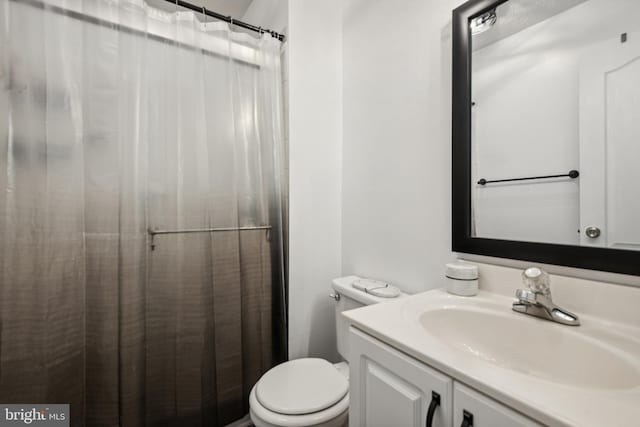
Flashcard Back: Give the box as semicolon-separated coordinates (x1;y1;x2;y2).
445;262;479;296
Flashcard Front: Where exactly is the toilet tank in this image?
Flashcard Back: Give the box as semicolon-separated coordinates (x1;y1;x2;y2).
332;276;406;361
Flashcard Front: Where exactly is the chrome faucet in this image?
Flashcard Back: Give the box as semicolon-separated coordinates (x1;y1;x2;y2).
512;267;580;326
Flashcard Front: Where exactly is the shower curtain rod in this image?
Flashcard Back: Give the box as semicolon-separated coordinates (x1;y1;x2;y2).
165;0;285;42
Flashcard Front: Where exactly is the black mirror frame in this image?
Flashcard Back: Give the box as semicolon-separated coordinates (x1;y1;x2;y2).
451;0;640;276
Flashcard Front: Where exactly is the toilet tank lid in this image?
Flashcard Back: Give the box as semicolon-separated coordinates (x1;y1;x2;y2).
332;275;408;305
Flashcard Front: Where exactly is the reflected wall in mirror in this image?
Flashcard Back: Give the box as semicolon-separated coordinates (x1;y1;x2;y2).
470;0;640;250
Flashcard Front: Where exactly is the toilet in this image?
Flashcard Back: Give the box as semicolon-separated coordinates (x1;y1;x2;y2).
249;275;406;427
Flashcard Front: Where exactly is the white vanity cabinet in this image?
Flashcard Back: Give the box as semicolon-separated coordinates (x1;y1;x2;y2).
453;382;541;427
349;327;542;427
349;327;453;427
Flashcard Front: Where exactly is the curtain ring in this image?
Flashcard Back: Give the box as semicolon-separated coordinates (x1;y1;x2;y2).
229;16;234;29
202;6;207;23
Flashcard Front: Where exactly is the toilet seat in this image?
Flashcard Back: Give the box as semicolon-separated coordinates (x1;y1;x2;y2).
250;387;348;427
256;358;348;415
250;358;349;427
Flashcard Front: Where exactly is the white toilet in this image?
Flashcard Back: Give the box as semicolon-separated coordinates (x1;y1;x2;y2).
249;275;406;427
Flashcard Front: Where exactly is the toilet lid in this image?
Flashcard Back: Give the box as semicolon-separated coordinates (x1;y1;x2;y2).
255;358;348;415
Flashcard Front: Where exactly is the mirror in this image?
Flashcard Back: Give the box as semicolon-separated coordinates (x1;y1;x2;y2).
471;0;640;249
452;0;640;275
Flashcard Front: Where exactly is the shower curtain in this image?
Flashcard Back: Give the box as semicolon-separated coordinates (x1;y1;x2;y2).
0;0;287;426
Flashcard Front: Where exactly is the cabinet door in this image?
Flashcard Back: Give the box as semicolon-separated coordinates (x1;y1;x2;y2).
453;382;542;427
349;327;453;427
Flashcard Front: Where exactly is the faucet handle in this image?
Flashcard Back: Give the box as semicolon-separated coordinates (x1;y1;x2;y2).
515;288;537;303
522;267;550;295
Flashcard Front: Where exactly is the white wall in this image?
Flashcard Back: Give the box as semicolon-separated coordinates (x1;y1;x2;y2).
242;0;287;33
287;0;342;361
341;0;465;295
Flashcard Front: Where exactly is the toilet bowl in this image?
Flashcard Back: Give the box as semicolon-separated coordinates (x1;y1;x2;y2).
249;276;406;427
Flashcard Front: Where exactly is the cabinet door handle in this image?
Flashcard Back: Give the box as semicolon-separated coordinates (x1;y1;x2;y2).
426;391;440;427
460;410;473;427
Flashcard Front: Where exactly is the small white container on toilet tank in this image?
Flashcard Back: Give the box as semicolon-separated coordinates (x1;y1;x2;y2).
445;262;479;296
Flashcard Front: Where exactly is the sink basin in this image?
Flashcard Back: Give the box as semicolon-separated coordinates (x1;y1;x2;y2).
419;306;640;390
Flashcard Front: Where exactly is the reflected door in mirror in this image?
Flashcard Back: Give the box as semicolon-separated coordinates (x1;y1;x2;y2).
580;32;640;250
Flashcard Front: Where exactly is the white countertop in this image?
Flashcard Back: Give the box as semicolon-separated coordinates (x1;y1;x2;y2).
342;289;640;427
